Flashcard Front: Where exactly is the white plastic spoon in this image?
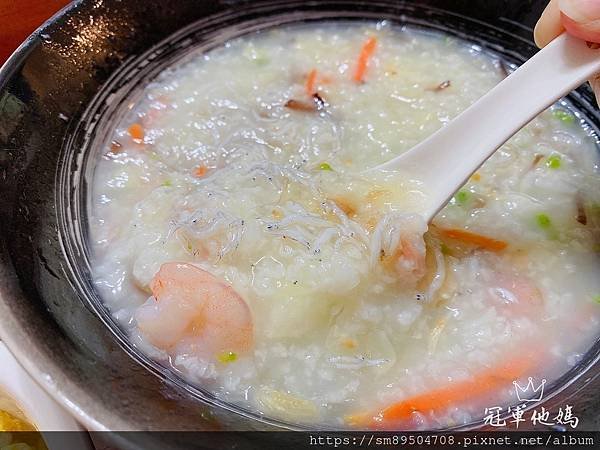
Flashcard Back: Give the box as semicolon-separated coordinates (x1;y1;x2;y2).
368;34;600;222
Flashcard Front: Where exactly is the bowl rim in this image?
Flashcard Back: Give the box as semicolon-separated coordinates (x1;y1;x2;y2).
0;342;89;434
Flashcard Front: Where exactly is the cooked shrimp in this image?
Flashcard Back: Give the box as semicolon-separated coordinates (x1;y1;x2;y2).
488;272;543;315
372;213;427;286
382;237;427;284
135;262;253;359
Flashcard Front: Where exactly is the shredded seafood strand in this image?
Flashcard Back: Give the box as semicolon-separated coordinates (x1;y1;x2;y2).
173;208;245;260
322;200;370;245
369;213;426;268
313;227;341;254
329;355;390;369
425;244;446;302
279;213;334;229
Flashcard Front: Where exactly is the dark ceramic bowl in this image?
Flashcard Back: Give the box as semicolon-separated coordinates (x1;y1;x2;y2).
0;0;599;443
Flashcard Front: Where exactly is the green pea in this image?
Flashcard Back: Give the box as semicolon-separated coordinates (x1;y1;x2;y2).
454;190;470;205
552;109;575;124
536;213;552;229
218;351;237;364
546;155;561;169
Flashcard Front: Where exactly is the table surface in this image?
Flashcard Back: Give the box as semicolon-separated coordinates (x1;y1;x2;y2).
0;0;72;65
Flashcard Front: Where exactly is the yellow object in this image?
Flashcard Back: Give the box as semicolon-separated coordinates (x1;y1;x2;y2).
217;351;237;364
256;387;318;422
0;393;47;450
0;410;35;432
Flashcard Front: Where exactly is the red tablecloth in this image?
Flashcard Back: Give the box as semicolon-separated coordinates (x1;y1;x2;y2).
0;0;72;65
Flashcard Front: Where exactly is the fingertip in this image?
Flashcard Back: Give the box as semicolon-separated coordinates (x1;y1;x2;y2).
534;0;564;47
561;12;600;43
559;0;600;23
533;23;552;48
533;22;546;47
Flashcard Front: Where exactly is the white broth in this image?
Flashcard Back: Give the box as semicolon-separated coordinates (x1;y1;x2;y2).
89;22;600;429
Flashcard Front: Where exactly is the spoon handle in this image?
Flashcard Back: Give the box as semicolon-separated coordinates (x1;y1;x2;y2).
376;34;600;221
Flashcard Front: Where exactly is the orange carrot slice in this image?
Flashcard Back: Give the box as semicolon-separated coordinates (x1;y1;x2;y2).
194;165;208;177
306;69;318;95
440;228;508;252
353;37;378;83
348;354;531;429
128;123;145;143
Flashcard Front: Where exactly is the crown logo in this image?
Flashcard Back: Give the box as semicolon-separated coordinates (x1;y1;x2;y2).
513;377;546;403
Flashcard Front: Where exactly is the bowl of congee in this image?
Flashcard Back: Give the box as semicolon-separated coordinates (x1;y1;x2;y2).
0;0;598;440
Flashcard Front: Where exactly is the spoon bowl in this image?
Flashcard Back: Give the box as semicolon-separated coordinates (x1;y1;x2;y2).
367;34;600;221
